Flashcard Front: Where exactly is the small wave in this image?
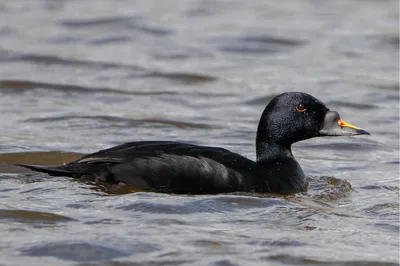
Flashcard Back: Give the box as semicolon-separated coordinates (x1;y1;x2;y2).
264;254;399;266
59;15;173;36
0;209;75;223
360;184;399;191
138;71;217;84
299;141;382;152
374;34;400;50
302;176;353;201
362;202;399;218
374;83;400;91
0;152;82;173
212;34;306;55
59;16;137;28
23;115;213;129
22;242;130;262
115;194;285;214
0;80;175;96
88;36;132;46
327;100;379;110
242;35;306;46
0;49;218;84
0;50;144;70
244;94;278;106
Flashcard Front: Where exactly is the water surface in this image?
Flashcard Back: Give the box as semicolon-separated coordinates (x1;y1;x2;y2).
0;0;399;265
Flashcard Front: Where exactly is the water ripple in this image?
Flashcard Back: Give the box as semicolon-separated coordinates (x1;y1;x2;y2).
0;80;176;95
327;101;379;110
0;209;75;223
212;34;306;55
22;242;130;262
117;195;285;214
59;16;137;28
59;16;173;36
263;255;399;266
23;115;213;129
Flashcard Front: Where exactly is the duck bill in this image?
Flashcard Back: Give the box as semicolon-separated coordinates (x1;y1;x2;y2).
319;111;370;136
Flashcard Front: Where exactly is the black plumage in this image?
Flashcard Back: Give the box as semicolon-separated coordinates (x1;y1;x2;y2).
16;92;369;194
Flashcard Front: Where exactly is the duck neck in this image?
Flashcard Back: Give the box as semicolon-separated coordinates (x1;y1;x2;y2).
254;105;307;194
255;139;307;194
256;140;293;163
255;106;296;163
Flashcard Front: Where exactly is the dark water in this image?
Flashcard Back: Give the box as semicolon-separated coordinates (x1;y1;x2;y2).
0;0;399;265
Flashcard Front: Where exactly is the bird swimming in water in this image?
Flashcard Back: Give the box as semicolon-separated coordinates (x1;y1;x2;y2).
16;92;370;194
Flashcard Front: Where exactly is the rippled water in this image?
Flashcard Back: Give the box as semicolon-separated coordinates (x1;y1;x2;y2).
0;0;399;265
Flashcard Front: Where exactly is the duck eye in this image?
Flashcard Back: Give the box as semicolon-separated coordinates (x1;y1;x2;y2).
296;104;307;112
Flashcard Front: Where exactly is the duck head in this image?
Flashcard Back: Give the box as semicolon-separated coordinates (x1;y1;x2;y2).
256;92;370;157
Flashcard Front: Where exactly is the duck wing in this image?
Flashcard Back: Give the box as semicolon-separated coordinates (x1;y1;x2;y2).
17;141;265;194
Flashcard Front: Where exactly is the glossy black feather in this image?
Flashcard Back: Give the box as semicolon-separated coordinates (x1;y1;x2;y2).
16;92;369;194
17;142;301;194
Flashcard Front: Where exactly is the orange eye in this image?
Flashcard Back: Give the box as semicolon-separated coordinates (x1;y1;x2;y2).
296;104;307;112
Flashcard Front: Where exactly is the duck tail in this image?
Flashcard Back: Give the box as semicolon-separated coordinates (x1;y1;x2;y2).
15;163;73;177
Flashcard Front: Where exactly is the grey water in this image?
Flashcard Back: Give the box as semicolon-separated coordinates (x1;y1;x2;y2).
0;0;398;265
